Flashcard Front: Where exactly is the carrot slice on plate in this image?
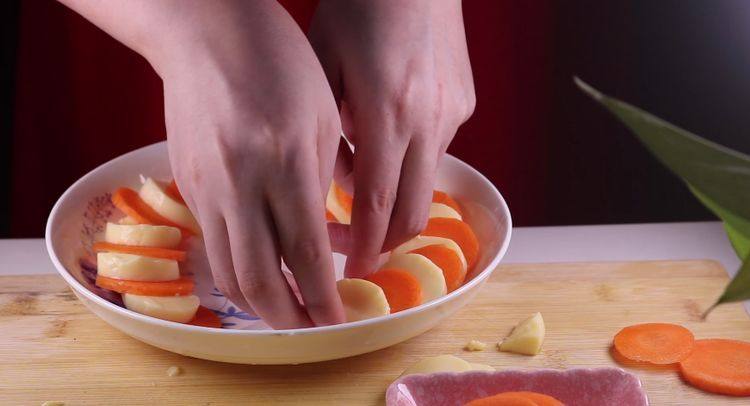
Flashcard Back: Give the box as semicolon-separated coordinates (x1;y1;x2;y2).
165;179;186;204
92;241;187;261
421;217;479;269
334;182;353;214
188;306;223;328
326;210;337;222
95;275;194;296
613;323;695;364
111;188;194;236
409;244;466;292
366;268;421;313
679;338;750;396
464;392;537;406
432;190;463;216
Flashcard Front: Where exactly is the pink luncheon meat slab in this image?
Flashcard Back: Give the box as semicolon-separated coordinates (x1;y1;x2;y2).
386;368;648;406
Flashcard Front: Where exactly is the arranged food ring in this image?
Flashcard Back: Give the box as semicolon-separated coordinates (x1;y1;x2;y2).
325;181;480;322
93;177;480;327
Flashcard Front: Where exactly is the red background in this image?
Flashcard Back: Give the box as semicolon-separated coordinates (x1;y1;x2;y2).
14;0;743;237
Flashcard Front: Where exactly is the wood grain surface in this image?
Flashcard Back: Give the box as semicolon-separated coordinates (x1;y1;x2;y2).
1;260;749;405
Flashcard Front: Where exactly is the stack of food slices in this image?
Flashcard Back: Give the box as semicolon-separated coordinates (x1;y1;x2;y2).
327;183;480;322
94;178;220;328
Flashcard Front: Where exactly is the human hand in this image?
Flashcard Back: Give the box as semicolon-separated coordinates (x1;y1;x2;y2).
155;1;345;328
309;0;476;277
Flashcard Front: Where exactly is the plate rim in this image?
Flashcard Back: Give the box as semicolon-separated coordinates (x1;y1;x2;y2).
45;141;512;336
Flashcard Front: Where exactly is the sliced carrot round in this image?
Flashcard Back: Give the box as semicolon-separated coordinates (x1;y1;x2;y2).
613;323;695;364
95;274;194;296
334;182;353;214
93;241;187;261
421;217;479;270
515;392;564;406
432;190;463;216
408;244;466;292
188;306;223;328
366;268;421;313
465;392;537;406
325;210;337;222
679;338;750;396
112;188;194;236
165;179;186;205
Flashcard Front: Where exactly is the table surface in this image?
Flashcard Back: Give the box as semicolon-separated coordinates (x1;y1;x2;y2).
3;221;740;277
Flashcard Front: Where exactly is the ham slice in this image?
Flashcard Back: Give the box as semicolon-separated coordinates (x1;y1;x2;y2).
386;368;648;406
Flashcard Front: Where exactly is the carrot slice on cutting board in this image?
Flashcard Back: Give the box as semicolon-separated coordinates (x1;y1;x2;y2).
188;306;223;328
464;392;537;406
613;323;695;364
111;188;194;236
366;268;421;313
679;338;750;396
95;275;194;296
421;217;479;270
409;244;466;292
432;190;463;216
92;241;187;261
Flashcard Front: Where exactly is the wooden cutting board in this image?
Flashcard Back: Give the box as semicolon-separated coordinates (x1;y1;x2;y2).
2;260;750;405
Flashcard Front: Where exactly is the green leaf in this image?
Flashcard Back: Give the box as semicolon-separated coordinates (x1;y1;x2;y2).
716;257;750;303
574;77;750;220
725;222;750;261
575;77;750;311
689;185;750;259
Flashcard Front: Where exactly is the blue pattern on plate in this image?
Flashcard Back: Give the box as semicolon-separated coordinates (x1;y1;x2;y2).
209;288;261;322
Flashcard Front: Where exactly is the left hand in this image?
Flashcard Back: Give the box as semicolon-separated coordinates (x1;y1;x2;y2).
310;0;476;277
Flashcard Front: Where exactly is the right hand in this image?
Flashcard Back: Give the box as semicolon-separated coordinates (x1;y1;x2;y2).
152;1;345;329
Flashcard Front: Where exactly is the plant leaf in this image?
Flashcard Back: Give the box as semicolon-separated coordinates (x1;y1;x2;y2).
689;185;750;259
725;222;750;261
717;257;750;303
575;77;750;311
574;77;750;220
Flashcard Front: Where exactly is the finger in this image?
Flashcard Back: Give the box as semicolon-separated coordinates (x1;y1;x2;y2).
328;222;352;255
382;140;438;251
317;116;342;197
225;202;313;330
199;210;255;314
345;140;407;278
269;155;345;326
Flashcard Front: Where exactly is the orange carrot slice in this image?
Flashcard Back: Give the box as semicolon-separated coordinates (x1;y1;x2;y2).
679;338;750;396
165;179;186;204
421;217;479;269
409;244;466;292
95;275;194;296
366;268;421;313
326;210;337;222
188;306;222;328
515;392;564;406
92;241;187;261
334;182;353;214
111;188;194;236
465;392;537;406
609;344;679;372
432;190;463;216
613;323;695;364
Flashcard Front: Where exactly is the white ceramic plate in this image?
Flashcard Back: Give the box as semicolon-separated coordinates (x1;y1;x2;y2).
45;141;512;364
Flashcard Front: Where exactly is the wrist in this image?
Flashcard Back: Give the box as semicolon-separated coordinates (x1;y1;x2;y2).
139;0;281;78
